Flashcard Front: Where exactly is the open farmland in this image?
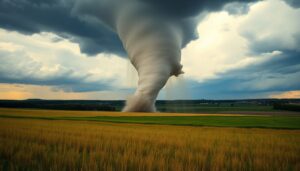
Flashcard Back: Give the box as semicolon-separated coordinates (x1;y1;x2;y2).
0;108;299;170
0;108;299;129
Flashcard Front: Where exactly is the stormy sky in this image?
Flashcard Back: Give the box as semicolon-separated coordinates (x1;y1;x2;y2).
0;0;300;100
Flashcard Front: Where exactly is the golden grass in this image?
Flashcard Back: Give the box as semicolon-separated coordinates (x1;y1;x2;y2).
0;107;249;117
0;118;299;171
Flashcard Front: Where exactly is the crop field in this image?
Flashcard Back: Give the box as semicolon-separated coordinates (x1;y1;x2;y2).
0;108;299;129
0;108;299;170
156;103;275;113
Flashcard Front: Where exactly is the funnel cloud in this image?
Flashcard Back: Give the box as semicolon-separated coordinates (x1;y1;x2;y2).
0;0;262;112
75;1;189;111
74;0;257;112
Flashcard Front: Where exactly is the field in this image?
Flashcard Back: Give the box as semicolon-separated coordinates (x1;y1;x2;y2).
156;103;275;113
0;108;299;170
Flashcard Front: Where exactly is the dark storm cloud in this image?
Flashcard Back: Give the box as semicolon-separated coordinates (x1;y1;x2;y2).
188;51;300;99
56;83;111;93
223;2;251;15
0;68;113;92
0;0;257;56
285;0;300;8
242;32;300;55
132;0;299;18
0;74;83;86
142;0;257;17
0;0;124;55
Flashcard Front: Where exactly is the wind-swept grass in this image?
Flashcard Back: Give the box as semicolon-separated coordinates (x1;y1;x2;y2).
1;114;299;129
64;115;300;129
0;118;299;171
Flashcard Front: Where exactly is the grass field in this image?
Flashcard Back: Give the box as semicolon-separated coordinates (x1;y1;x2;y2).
0;108;299;170
1;115;300;129
0;108;299;129
156;103;275;113
112;103;276;113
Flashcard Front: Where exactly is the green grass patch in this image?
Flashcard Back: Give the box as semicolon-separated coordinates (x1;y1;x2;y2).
1;114;299;129
156;103;274;113
65;116;300;129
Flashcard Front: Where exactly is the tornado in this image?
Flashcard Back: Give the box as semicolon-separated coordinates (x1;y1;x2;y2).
116;3;184;112
74;0;255;112
75;0;185;112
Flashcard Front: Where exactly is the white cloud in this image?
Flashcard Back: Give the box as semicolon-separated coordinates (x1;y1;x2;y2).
0;29;138;89
181;0;300;82
0;0;299;100
239;0;300;52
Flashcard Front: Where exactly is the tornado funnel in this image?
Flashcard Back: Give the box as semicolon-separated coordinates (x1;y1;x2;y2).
115;5;184;112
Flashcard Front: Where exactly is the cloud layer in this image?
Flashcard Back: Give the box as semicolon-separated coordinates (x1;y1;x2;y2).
0;0;299;100
0;29;138;93
0;0;259;55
